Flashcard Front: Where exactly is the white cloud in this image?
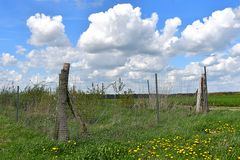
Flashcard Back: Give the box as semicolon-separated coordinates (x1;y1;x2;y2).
86;52;126;69
160;17;181;54
16;45;26;55
76;3;183;81
176;7;240;55
166;48;240;92
1;5;240;92
0;69;22;85
125;54;167;72
201;54;219;66
88;70;101;79
27;13;70;47
0;53;17;66
26;46;87;72
231;43;240;57
128;71;144;80
168;62;203;82
105;66;126;78
78;3;181;57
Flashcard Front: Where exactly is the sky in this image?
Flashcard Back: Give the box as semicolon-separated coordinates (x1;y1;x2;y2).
0;0;240;93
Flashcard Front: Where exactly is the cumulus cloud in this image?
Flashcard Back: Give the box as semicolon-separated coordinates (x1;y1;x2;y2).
175;7;240;55
78;3;181;56
168;62;203;82
231;43;240;57
27;13;70;47
76;3;183;79
1;4;240;92
166;46;240;92
201;54;219;66
85;51;126;69
104;66;126;78
0;53;17;66
26;46;87;72
125;54;167;72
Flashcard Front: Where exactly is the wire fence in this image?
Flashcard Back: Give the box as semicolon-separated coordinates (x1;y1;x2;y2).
0;71;239;140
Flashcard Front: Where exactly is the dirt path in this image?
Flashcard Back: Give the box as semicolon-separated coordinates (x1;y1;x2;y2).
210;106;240;111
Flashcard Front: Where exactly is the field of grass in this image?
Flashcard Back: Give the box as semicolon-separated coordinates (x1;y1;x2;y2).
158;92;240;107
1;87;240;159
208;92;240;107
1;105;240;159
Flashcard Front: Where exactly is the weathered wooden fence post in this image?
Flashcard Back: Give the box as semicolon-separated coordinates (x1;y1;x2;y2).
196;66;209;113
155;74;160;123
203;66;209;112
56;63;70;141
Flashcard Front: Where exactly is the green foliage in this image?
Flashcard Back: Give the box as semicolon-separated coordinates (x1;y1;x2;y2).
70;91;104;124
119;89;135;108
0;83;16;107
20;84;56;110
80;143;129;160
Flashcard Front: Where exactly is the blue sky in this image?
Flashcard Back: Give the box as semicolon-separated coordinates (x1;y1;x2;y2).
0;0;240;92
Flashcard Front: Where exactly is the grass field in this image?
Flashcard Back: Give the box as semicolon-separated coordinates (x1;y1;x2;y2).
1;105;240;159
158;92;240;107
208;92;240;107
1;88;240;159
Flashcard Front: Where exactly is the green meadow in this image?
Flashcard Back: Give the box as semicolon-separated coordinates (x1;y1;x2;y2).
1;88;240;159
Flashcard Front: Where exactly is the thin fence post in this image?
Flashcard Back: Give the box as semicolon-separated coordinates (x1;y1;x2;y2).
155;73;160;123
16;86;19;122
147;80;150;107
147;80;150;96
203;66;209;112
102;83;104;95
196;75;204;113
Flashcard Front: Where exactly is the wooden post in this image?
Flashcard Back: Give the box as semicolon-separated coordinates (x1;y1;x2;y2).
155;74;160;123
196;75;204;113
196;66;209;113
56;63;70;141
16;86;19;122
203;66;209;112
147;80;150;97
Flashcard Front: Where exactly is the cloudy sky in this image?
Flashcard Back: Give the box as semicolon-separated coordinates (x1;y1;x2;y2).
0;0;240;93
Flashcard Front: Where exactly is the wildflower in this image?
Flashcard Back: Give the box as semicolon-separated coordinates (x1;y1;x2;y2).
51;146;59;152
